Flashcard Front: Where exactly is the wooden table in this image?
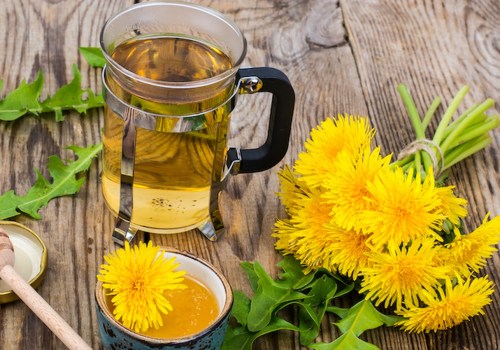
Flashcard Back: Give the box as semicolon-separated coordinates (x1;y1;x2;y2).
0;0;499;349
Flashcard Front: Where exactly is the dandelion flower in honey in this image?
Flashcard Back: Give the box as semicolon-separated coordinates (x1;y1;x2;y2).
360;240;449;310
98;241;186;333
294;114;374;189
396;277;494;333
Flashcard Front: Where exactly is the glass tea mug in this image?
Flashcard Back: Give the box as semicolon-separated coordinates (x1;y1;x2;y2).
99;1;295;245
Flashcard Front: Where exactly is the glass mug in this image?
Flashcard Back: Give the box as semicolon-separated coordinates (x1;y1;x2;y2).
100;1;295;245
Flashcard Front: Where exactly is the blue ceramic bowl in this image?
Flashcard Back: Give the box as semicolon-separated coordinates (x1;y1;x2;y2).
95;249;233;350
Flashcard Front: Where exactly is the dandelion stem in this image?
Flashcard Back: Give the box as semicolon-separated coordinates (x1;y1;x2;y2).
397;84;432;172
401;162;414;173
443;135;492;169
440;99;495;153
422;96;441;131
447;116;500;149
433;86;470;145
391;154;414;169
442;103;479;140
397;84;424;139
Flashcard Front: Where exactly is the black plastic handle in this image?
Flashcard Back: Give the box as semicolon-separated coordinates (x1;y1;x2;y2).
228;67;295;173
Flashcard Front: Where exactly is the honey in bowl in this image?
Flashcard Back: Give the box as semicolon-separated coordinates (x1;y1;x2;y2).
95;247;233;349
104;274;219;339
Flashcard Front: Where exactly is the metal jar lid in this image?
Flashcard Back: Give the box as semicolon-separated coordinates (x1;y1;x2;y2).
0;221;48;304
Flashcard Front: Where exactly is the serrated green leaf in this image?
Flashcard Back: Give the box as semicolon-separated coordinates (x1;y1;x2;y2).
42;65;83;121
297;301;322;344
0;190;25;219
307;274;337;307
0;143;103;220
247;261;308;332
79;47;106;68
84;88;105;110
0;71;44;120
0;63;104;122
231;291;251;327
299;275;337;345
309;331;380;350
41;64;104;121
275;274;337;346
240;262;259;292
327;305;350;319
334;281;355;298
222;316;299;350
329;300;402;337
277;255;318;290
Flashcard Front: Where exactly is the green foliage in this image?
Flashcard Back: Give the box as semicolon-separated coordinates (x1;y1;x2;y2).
328;300;401;335
79;47;106;68
0;71;44;120
0;64;104;122
246;261;308;332
223;290;299;350
222;256;396;349
0;48;105;221
308;331;380;350
0;143;103;220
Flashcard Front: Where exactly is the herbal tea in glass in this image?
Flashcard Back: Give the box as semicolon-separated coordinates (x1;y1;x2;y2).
99;1;295;243
102;35;234;233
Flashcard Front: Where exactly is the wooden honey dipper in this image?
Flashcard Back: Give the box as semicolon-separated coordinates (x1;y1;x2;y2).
0;228;92;350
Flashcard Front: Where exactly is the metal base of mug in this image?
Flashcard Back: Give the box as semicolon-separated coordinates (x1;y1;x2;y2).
197;219;224;241
112;215;225;246
112;217;139;246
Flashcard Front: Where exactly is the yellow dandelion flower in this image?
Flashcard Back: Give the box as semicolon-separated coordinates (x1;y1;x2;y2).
323;146;392;232
273;188;336;272
439;215;500;277
276;165;311;213
435;186;467;226
433;227;465;276
98;241;186;333
359;167;445;249
396;277;494;333
360;240;448;310
273;218;301;255
325;223;372;279
294;114;374;189
273;185;329;259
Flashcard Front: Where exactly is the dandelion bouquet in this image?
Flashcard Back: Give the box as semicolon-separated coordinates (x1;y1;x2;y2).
272;85;500;335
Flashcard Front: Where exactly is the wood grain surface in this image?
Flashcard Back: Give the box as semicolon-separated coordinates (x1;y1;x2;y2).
0;0;499;349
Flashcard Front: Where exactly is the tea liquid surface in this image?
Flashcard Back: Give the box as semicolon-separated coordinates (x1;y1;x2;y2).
102;35;234;232
110;35;232;82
